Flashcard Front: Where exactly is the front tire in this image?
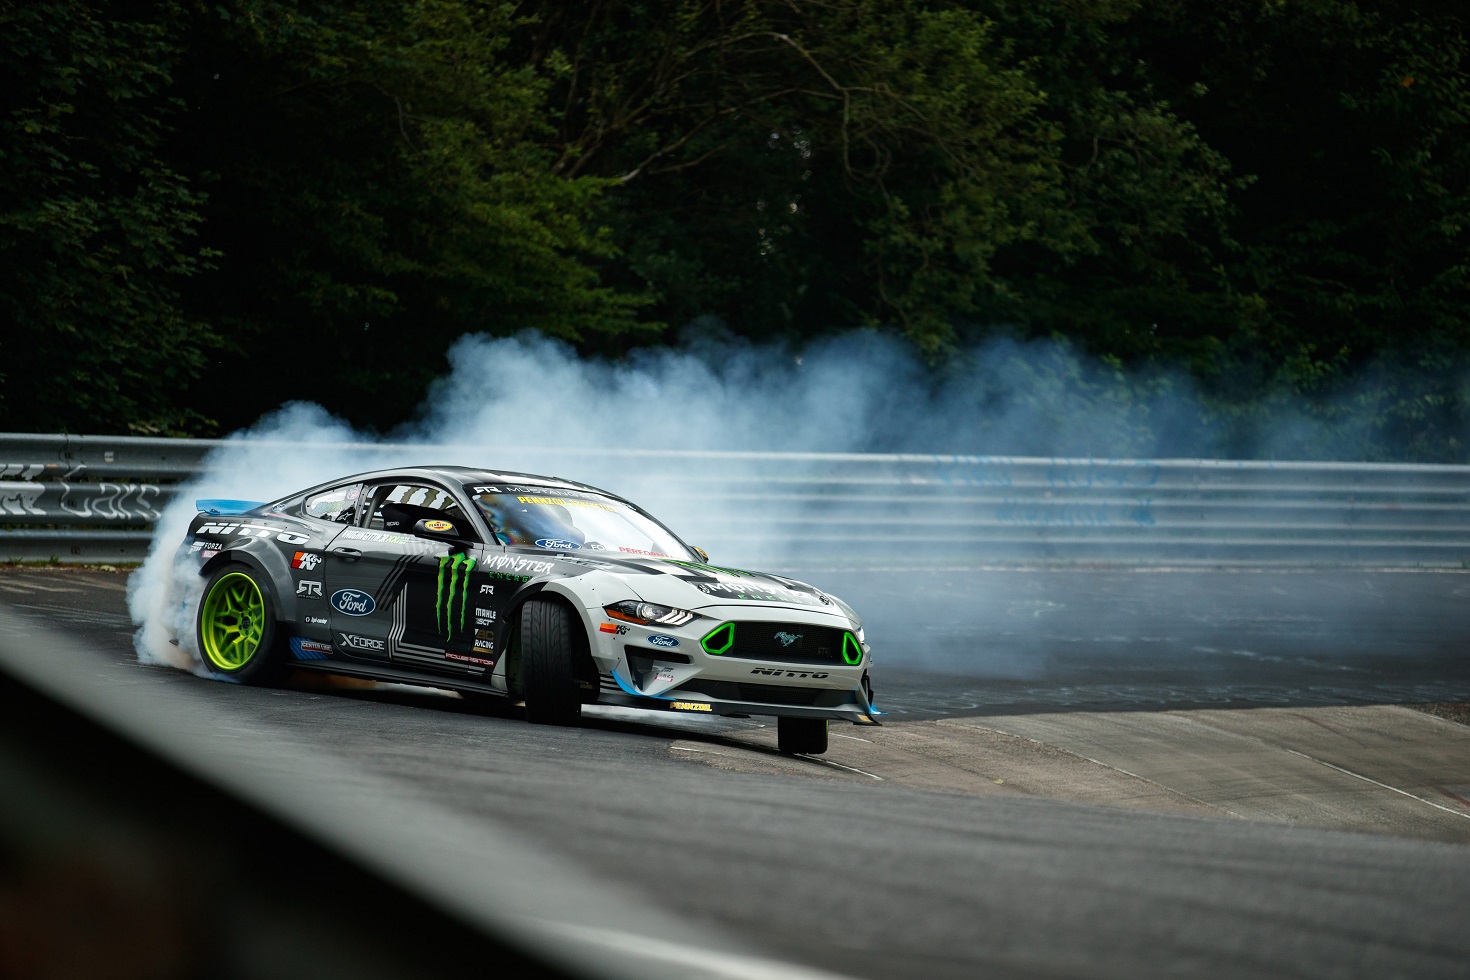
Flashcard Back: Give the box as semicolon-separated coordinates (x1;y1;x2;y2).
521;598;582;726
196;562;288;685
777;716;829;755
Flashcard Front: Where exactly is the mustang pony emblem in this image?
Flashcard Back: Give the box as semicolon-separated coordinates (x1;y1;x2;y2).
774;631;803;647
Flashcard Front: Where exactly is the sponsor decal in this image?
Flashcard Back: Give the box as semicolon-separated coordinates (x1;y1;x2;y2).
435;554;477;641
473;628;496;655
654;666;676;683
598;622;618;634
749;668;830;679
473;484;607;501
484;555;554;576
475;607;496;621
619;547;671;558
195;521;311;546
289;637;332;660
773;631;802;647
188;541;206;554
516;494;616;512
304;615;329;626
480;584;494;595
338;632;385;652
535;538;580;551
292;551;322;571
669;701;712;712
201;549;219;560
340;527;411;545
423;519;454;532
296;579;323;598
647;634;680;648
446;651;495;666
331;589;376;617
693;580;824;606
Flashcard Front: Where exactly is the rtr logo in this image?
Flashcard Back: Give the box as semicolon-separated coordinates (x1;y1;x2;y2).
296;580;323;598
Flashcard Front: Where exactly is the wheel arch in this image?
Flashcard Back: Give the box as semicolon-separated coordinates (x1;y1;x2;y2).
502;582;600;698
199;546;296;623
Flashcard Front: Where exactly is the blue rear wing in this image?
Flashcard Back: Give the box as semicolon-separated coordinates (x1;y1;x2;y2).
196;499;267;516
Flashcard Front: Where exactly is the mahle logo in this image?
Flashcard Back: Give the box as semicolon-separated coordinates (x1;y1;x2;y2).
436;554;477;641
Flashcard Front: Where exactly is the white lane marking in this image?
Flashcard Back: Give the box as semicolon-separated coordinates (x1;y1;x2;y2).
670;745;713;753
830;733;870;743
805;757;883;781
1282;748;1470;821
543;921;860;980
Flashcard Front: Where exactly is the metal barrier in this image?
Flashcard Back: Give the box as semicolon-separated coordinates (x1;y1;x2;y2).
2;432;1468;566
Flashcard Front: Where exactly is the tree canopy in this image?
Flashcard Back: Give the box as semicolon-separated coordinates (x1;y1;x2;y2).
1;0;1466;456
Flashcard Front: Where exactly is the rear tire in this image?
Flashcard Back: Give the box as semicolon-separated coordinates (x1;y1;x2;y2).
777;716;828;755
195;562;289;685
521;598;582;726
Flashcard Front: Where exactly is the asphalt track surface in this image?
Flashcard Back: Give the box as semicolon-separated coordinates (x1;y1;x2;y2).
4;565;1470;979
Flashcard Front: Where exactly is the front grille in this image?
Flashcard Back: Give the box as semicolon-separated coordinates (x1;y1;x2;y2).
676;679;848;708
707;622;847;664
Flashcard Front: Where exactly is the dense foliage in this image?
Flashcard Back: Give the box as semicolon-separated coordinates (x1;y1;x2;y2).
1;0;1466;456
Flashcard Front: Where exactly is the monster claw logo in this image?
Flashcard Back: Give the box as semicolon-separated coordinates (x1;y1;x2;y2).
436;554;477;641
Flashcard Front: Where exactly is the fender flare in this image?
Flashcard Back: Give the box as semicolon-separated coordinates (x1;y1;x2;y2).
199;545;297;624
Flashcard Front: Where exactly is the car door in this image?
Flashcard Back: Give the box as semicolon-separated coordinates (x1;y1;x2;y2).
326;480;502;677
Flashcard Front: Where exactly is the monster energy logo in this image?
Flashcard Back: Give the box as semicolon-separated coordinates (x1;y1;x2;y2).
436;554;477;640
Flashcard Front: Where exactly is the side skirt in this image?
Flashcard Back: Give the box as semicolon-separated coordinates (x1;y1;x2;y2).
288;659;508;699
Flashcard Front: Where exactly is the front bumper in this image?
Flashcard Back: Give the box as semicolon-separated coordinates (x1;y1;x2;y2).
583;602;882;724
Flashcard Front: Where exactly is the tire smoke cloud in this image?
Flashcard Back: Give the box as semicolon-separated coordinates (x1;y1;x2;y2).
128;329;1460;676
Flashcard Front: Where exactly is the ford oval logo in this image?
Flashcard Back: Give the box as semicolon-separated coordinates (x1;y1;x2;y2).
331;589;376;617
647;634;680;648
535;538;580;551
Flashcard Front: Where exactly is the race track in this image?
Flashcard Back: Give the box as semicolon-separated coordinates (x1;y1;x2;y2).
3;566;1470;979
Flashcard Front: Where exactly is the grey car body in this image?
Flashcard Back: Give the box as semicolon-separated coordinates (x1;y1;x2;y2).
178;466;881;745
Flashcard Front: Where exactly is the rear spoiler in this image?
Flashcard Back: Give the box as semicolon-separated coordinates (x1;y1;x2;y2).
195;499;267;516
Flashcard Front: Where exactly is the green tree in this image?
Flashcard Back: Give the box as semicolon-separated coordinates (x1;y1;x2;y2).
521;0;1067;353
171;0;652;431
0;0;216;433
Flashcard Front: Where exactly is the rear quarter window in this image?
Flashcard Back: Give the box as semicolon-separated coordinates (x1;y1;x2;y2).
302;484;363;523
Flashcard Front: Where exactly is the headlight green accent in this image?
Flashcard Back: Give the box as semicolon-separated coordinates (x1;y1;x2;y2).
200;571;265;671
842;631;863;666
702;622;736;656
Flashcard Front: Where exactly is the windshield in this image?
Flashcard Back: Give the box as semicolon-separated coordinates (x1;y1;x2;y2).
467;485;693;559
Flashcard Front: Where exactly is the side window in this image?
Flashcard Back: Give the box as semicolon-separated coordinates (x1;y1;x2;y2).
301;484;363;523
365;483;472;536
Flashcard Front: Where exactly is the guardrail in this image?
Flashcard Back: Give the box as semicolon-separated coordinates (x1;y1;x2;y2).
3;432;1469;566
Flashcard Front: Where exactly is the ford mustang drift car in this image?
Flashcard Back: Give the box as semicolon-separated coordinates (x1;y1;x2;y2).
176;466;879;754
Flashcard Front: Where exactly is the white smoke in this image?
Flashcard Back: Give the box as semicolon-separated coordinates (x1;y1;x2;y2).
127;329;1466;675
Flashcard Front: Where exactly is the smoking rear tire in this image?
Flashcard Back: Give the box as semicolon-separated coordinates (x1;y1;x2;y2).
195;562;289;685
777;717;828;755
521;598;582;726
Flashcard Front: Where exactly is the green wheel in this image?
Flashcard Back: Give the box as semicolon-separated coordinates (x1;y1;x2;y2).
196;563;287;684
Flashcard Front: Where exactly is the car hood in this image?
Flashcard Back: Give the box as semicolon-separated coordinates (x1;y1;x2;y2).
555;554;854;621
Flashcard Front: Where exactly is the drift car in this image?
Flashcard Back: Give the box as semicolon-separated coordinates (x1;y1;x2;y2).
176;466;879;754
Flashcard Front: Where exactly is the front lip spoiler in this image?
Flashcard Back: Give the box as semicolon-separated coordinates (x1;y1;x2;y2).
601;670;882;725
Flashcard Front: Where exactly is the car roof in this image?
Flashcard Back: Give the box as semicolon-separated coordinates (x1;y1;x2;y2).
305;465;627;503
